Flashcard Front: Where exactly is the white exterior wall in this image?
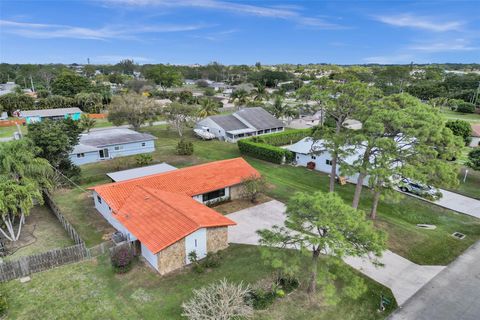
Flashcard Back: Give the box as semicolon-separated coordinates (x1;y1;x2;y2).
196;118;226;140
141;243;159;271
185;228;207;264
470;137;480;147
92;191;137;241
294;152;369;186
70;139;155;166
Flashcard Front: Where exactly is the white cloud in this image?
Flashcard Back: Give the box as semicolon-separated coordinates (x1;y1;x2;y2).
102;0;343;29
363;54;414;64
0;19;208;40
374;14;463;32
409;39;477;52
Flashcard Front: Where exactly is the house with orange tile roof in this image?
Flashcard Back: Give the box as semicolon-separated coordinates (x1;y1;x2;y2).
89;157;260;275
471;124;480;147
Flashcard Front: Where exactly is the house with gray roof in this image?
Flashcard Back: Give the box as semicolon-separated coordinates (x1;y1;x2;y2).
20;107;82;124
70;128;157;165
195;107;284;142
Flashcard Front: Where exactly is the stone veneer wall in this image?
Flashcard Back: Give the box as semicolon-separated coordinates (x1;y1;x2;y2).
229;184;244;200
157;238;186;275
207;227;228;253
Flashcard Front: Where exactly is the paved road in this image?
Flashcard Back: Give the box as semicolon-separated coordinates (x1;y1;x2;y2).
388;241;480;320
227;200;445;306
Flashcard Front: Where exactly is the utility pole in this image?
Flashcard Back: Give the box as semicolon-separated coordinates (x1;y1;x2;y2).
30;75;35;92
471;81;480;105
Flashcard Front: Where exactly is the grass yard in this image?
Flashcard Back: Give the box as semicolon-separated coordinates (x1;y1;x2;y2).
0;125;26;138
441;109;480;123
4;206;74;261
2;245;396;320
54;125;480;265
447;167;480;200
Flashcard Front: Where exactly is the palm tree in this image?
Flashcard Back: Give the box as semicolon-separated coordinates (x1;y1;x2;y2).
0;139;52;242
79;113;96;133
251;82;269;101
198;98;219;118
229;89;249;109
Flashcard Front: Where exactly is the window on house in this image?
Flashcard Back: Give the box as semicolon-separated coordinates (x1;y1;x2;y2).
311;155;316;160
76;153;85;158
141;142;146;147
326;159;332;165
202;188;226;202
194;239;198;247
97;196;102;204
114;146;122;151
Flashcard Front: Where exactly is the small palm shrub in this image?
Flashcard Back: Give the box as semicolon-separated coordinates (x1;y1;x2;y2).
176;139;194;155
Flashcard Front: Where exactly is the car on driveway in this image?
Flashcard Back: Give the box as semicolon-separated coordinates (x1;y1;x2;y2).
397;178;441;200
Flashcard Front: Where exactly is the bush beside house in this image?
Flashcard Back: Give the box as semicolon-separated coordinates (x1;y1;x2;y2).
237;129;312;164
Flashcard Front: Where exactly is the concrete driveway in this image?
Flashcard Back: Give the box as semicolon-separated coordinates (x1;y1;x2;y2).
227;200;445;306
434;189;480;219
388;241;480;320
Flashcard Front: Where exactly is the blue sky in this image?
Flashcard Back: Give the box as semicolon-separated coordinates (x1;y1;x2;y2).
0;0;479;65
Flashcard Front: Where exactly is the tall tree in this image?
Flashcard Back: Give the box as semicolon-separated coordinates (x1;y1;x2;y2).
28;119;82;179
108;94;161;130
0;139;52;242
143;64;183;89
51;72;92;97
162;102;198;137
445;119;472;146
197;98;219;118
316;81;380;192
258;191;386;296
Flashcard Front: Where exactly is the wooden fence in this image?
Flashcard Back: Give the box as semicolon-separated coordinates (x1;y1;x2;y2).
0;244;89;282
43;192;85;246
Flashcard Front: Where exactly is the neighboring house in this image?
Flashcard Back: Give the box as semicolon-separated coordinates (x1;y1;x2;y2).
196;107;285;142
285;137;369;186
107;162;177;182
0;82;17;96
70;128;156;165
89;157;259;275
20;107;82;124
471;124;480;147
289;110;324;129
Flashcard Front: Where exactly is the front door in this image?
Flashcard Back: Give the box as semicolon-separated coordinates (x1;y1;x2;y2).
99;148;109;159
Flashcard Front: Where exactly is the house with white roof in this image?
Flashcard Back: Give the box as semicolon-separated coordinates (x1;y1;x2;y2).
20;107;82;124
195;107;285;143
70;128;156;165
285;137;369;186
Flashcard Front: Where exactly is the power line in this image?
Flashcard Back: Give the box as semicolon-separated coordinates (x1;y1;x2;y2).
47;163;89;193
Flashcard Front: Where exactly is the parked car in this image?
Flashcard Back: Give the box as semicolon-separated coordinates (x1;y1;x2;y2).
397;178;441;200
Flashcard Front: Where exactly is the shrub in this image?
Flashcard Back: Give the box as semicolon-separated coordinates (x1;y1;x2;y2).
188;251;204;273
110;246;134;273
176;139;194;155
182;279;253;319
135;153;153;166
277;274;300;293
241;175;267;203
247;288;276;310
456;101;476;113
237;129;311;164
446;119;473;145
203;252;222;268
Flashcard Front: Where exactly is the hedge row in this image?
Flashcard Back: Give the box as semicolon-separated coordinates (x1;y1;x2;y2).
250;128;312;146
237;129;312;164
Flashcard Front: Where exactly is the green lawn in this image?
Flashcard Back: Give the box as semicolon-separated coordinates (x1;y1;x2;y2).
55;125;480;265
0;125;26;138
448;167;480;200
441;109;480;123
4;206;74;261
2;245;396;320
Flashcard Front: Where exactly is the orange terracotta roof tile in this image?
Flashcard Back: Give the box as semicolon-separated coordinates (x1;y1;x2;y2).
472;124;480;138
89;158;259;253
90;157;260;211
117;187;235;253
